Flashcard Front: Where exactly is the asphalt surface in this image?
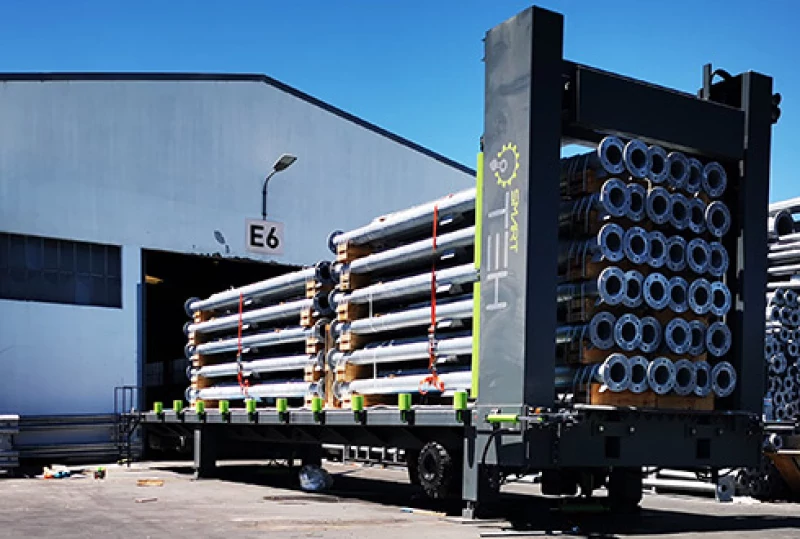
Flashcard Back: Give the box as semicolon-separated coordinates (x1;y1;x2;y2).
1;461;799;538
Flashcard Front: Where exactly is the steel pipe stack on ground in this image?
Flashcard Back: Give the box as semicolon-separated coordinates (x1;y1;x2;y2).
182;264;337;407
763;198;800;423
556;137;736;406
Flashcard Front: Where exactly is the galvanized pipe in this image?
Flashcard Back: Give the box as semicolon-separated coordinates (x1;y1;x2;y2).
646;186;672;225
330;264;477;310
190;354;318;379
703;162;728;198
705;201;732;238
768;210;796;240
327;187;476;251
626;183;646;222
188;381;320;402
189;325;320;358
769;196;800;214
623;139;651;179
647;145;669;184
559;223;625;266
329;335;472;367
557;312;616;350
560;179;630;221
556;266;627;306
334;226;475;280
186;261;331;315
685;158;704;195
688;197;707;234
337;369;474;398
560;136;626;184
187;297;317;336
767;248;800;263
669;192;691;230
666;151;690;190
333;298;473;337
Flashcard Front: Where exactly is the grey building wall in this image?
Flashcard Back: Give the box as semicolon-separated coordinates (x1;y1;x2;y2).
0;75;475;415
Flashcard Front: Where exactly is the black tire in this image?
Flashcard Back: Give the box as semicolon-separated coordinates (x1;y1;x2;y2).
417;442;459;499
406;449;421;485
607;467;643;512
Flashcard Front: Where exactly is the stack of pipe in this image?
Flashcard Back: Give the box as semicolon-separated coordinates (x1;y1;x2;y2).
325;190;478;407
557;137;736;404
764;199;800;421
181;263;336;406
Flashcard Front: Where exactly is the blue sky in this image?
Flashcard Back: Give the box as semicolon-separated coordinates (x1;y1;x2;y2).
1;0;797;202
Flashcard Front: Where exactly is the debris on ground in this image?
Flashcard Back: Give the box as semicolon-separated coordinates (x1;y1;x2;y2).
137;479;165;487
134;497;158;503
298;465;333;492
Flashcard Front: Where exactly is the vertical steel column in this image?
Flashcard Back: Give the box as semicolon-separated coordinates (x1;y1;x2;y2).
478;6;562;409
193;427;218;479
733;73;772;415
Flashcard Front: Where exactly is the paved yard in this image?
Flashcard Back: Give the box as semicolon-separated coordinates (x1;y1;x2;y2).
1;461;799;538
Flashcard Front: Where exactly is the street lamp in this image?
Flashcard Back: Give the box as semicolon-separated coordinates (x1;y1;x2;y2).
262;153;297;220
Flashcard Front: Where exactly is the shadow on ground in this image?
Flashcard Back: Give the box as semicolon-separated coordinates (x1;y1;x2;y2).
154;463;800;538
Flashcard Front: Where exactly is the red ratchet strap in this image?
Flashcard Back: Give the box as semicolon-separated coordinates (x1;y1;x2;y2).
420;204;445;394
236;293;250;397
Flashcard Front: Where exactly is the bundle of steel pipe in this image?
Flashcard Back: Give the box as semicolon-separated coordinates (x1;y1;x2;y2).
556;137;735;407
325;188;477;409
182;264;336;408
763;198;800;423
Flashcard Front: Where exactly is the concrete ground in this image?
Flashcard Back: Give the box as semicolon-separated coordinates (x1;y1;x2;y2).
1;461;799;538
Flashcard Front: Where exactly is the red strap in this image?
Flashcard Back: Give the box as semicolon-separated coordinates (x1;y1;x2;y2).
236;293;249;397
421;205;444;394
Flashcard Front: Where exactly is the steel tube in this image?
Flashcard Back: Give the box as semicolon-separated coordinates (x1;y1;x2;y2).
622;270;644;308
626;183;646;222
644;477;717;495
336;226;475;279
669;193;691;230
559;179;630;221
685;158;703;195
187;262;331;314
665;318;692;355
694;361;712;397
666;151;690;190
702;162;728;198
646;186;672;225
190;354;317;379
597;353;632;391
648;357;677;395
769;197;800;214
189;381;319;402
768;210;796;240
560;136;626;184
340;369;474;397
334;298;473;337
688;197;707;234
560;223;625;266
643;272;670;310
647;145;669;184
708;242;729;277
330;264;478;309
673;359;697;396
688;320;707;356
329;335;472;367
688;278;713;315
328;188;476;251
647;231;668;269
706;322;732;357
190;325;318;358
705;201;732;237
614;313;642;352
639;316;662;353
557;312;616;350
623;226;649;264
666;236;687;272
686;238;711;275
710;281;732;316
556;266;626;306
187;297;315;336
711;361;737;398
623;139;651;179
668;276;689;313
628;355;649;393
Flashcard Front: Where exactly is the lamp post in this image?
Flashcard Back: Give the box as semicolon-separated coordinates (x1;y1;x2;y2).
262;153;297;220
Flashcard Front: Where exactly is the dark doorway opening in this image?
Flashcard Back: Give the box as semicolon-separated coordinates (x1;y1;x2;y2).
141;250;298;410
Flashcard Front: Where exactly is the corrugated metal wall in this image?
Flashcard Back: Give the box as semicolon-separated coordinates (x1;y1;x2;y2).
0;77;474;415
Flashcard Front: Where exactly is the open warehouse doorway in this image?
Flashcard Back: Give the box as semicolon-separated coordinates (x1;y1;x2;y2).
141;249;298;412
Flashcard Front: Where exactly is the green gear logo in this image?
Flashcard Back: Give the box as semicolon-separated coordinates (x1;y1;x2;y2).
491;142;520;188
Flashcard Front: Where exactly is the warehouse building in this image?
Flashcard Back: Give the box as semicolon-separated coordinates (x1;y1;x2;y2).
0;73;474;452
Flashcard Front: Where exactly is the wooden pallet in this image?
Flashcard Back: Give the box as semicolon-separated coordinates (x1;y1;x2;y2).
765;450;800;496
589;384;715;410
299;307;316;328
304;364;323;382
323;323;336;408
336;241;371;264
338;271;370;292
334;362;372;383
337;331;366;352
336;301;367;322
305;336;325;355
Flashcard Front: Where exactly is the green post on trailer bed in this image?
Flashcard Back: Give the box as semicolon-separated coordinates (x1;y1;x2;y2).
195;401;205;415
219;400;230;414
276;398;288;413
153;401;163;415
246;399;257;414
173;400;183;412
471;150;484;399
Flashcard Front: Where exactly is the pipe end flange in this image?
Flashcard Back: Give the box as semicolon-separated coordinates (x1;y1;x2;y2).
623;139;651;179
648;357;677;395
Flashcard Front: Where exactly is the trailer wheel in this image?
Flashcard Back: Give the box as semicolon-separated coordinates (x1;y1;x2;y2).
417;442;458;499
607;467;643;512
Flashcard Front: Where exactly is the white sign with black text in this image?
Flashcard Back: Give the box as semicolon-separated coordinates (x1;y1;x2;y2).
246;219;285;256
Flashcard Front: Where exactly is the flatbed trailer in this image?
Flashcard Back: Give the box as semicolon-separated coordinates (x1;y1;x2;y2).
135;4;778;516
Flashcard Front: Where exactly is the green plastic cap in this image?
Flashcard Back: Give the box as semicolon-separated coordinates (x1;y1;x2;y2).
219;400;230;414
153;402;164;414
173;400;184;412
351;395;364;412
311;396;323;413
398;393;412;411
453;391;468;411
246;399;257;414
195;401;205;414
276;398;288;413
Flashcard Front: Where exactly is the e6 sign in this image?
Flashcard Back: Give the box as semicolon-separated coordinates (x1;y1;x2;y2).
245;219;285;256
